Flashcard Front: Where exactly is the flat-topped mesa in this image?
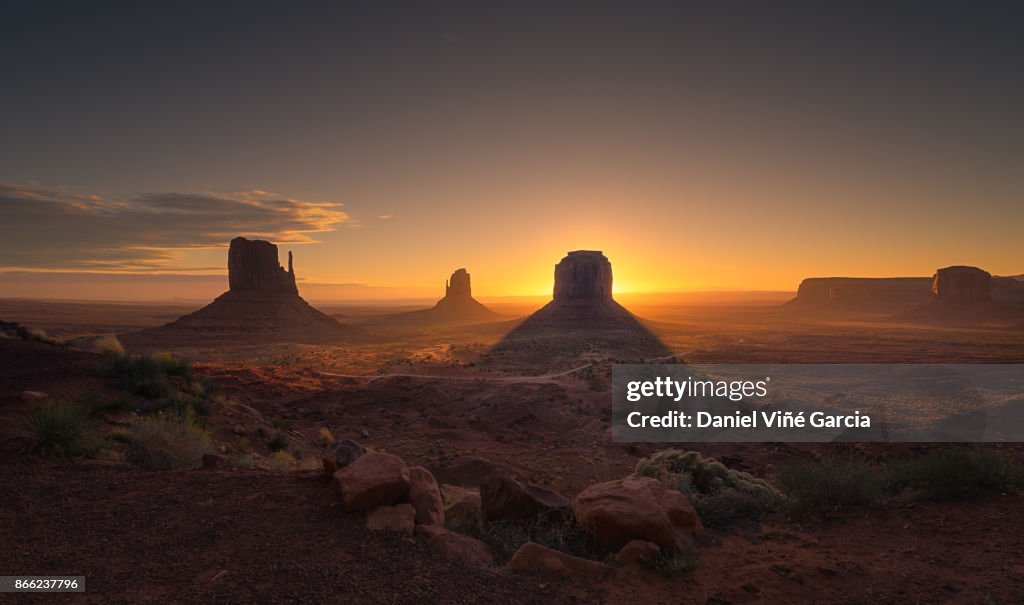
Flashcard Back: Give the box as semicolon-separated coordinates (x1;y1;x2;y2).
931;266;991;302
792;277;932;307
553;250;613;303
227;237;298;295
445;268;472;301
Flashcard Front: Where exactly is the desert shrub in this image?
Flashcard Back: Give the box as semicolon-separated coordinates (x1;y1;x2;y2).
27;400;99;456
126;414;212;470
778;454;883;515
635;450;779;498
233;452;258;469
67;333;124;356
187;377;222;400
110;352;193;396
648;549;699;576
885;447;1024;501
87;394;137;417
133;377;176;400
267;431;289;452
634;450;781;526
317;427;335;447
93;333;125;356
268;450;296;470
108;353;220;424
108;428;135;443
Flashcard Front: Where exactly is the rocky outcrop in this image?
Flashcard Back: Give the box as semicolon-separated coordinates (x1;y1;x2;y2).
480;469;571;522
572;476;703;551
227;237;298;294
331;451;410;512
931;266;992;302
123;237;358;345
553;251;613;302
903;266;1024;325
518;250;639;324
383;268;499;325
992;276;1024;304
613;540;661;565
445;268;472;300
488;250;674;365
428;530;494;566
365;503;416;533
408;466;445;526
789;277;932;310
507;542;612;578
322;439;365;475
441;484;482;526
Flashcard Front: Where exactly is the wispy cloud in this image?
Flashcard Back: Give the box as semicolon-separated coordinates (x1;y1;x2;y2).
377;214;394;220
0;183;349;271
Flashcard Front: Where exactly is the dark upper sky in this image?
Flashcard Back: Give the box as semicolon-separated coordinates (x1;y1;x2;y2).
1;1;1022;295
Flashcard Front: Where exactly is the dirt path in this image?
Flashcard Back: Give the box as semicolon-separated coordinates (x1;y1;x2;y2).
312;351;689;384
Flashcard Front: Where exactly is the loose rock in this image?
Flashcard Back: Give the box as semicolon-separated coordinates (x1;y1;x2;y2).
407;466;444;526
480;469;570;522
365;503;415;534
507;542;611;578
332;450;409;512
572;476;702;551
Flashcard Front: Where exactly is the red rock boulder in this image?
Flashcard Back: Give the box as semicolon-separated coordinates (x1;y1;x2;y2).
322;438;365;475
572;477;702;551
365;503;416;534
441;484;482;526
480;470;570;522
507;542;611;578
408;466;445;526
332;451;409;512
429;530;494;567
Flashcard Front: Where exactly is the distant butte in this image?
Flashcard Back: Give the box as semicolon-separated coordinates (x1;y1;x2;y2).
122;237;358;345
786;264;1024;325
488;250;673;368
902;265;1024;325
385;268;500;325
526;251;634;323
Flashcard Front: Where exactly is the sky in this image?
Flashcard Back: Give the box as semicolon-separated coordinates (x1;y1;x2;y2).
1;1;1022;300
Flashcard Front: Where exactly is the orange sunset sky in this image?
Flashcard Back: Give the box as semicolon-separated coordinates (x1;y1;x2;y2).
1;4;1021;301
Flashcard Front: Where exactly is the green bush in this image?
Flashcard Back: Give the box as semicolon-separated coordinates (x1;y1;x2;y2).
126;414;213;470
27;400;98;457
778;454;884;515
634;450;781;527
886;448;1024;501
110;352;193;397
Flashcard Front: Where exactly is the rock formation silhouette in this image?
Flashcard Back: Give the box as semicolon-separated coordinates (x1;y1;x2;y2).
382;268;499;325
123;237;356;345
991;275;1024;304
527;251;635;323
227;237;298;294
788;277;931;311
901;265;1024;325
931;266;992;302
488;251;673;368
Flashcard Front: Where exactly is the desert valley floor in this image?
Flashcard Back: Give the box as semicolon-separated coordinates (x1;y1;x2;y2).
2;296;1023;604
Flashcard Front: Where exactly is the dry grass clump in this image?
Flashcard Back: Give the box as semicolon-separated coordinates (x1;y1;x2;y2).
27;400;100;457
125;413;213;470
